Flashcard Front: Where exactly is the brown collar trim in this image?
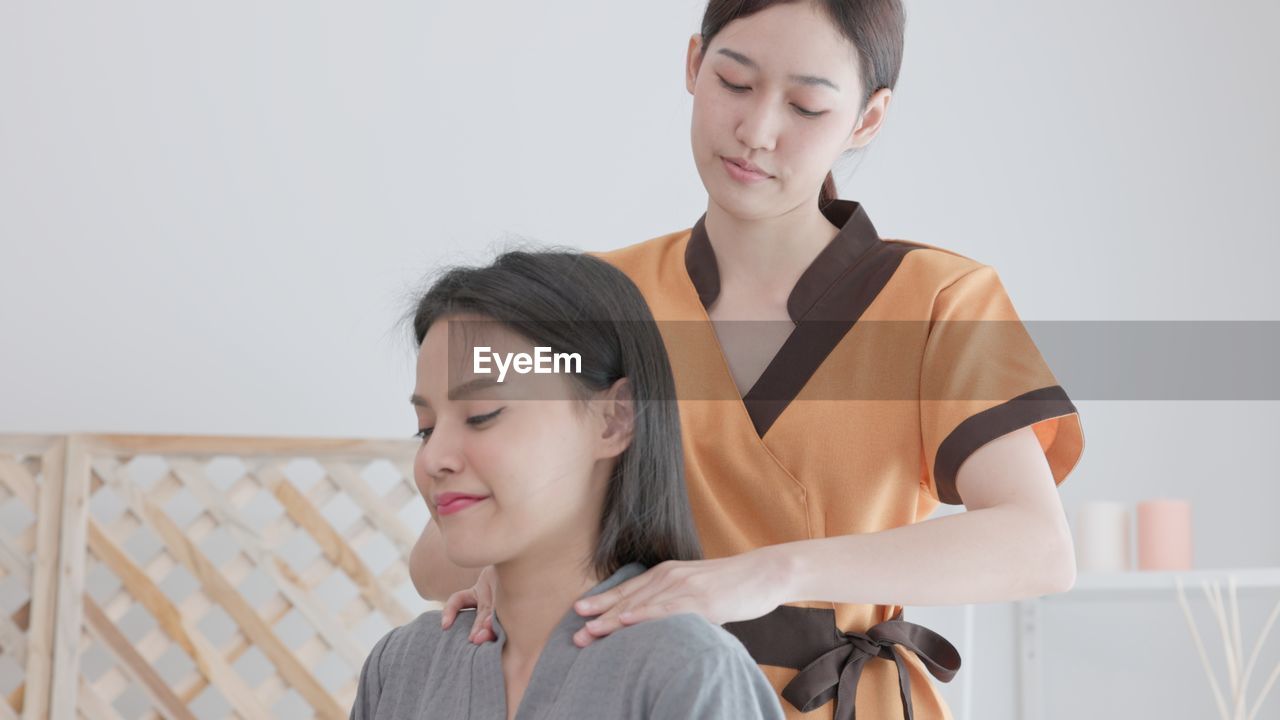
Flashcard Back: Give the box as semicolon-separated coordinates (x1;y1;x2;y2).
742;241;916;436
685;213;721;311
684;199;882;322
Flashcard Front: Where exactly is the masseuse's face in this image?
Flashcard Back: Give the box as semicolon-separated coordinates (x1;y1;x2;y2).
685;2;884;219
410;315;612;569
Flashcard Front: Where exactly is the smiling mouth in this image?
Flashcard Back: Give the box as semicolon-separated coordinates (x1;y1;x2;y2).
437;496;489;516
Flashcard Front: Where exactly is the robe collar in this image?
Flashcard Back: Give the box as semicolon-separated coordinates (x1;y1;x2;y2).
479;562;649;719
684;199;882;323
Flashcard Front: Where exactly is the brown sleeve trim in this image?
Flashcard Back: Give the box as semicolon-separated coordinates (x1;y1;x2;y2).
933;385;1078;505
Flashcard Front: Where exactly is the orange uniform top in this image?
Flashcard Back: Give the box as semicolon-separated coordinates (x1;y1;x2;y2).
591;199;1084;720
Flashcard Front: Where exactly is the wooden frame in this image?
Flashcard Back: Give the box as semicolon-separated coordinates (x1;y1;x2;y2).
0;435;66;720
1;433;429;720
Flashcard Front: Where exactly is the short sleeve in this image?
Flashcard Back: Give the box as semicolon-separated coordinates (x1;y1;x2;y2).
920;265;1084;505
349;630;393;720
649;644;785;720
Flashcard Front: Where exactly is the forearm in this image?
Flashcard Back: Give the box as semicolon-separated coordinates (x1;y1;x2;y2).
409;522;483;602
762;504;1075;607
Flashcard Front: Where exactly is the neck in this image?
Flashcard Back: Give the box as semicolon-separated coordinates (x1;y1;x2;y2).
703;196;841;304
492;543;601;671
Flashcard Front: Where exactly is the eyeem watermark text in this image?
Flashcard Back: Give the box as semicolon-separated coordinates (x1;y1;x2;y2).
473;347;582;382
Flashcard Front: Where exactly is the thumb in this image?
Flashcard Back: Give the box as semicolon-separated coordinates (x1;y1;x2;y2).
440;588;478;629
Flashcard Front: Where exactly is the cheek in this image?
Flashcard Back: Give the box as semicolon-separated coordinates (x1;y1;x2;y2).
461;419;540;498
487;408;596;507
782;121;846;172
691;88;732;145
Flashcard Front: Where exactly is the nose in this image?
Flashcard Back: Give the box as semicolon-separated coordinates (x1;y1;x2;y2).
735;96;780;153
415;420;465;491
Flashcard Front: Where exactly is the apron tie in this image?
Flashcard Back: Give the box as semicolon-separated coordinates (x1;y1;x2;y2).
724;605;961;720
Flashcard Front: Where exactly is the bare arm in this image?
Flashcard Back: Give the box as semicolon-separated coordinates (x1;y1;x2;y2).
768;425;1076;606
569;425;1077;647
409;521;483;602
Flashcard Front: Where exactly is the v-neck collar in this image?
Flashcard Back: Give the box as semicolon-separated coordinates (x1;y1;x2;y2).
479;562;648;720
684;199;882;322
681;199;920;437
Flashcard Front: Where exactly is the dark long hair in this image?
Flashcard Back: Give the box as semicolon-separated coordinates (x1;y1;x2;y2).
406;250;702;578
699;0;906;207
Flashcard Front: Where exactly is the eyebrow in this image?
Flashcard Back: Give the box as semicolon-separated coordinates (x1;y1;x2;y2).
409;377;502;407
716;47;841;91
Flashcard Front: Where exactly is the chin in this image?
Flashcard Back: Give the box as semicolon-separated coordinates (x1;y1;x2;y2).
442;535;504;570
706;182;780;220
445;548;500;570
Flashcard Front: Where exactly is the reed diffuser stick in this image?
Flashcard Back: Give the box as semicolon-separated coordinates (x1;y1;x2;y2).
1204;580;1240;690
1178;577;1230;719
1176;575;1280;720
1238;596;1280;719
1249;662;1280;720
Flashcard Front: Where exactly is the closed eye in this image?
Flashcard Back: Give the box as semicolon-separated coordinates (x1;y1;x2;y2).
718;75;824;118
466;408;504;426
413;408;505;442
718;75;749;93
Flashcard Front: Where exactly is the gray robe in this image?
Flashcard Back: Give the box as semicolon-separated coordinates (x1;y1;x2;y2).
350;562;785;720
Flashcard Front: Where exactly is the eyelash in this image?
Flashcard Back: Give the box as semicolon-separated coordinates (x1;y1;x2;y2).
414;408;505;441
717;75;825;118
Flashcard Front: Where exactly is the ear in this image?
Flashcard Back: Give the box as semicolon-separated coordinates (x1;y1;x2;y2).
685;33;704;95
594;377;636;460
844;87;893;152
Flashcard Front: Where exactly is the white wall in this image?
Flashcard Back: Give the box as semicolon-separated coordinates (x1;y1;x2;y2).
2;1;1278;718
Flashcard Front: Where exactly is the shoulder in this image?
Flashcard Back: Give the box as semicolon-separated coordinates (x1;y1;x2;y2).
599;612;758;672
882;237;990;285
382;609;446;646
354;610;482;718
588;228;692;279
364;609;474;677
874;238;1016;310
606;614;783;718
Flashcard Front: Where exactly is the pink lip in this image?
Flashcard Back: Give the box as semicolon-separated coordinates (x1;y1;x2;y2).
434;493;489;516
721;156;772;183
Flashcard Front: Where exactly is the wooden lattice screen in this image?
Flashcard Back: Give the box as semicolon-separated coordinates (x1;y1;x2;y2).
0;433;430;720
0;435;65;720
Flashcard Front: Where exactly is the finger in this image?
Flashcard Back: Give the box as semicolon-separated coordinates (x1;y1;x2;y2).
474;567;498;605
475;591;495;618
617;599;686;626
574;608;628;647
576;587;694;646
471;614;492;643
572;625;598;648
441;589;478;629
607;581;671;624
574;575;647;616
469;610;489;641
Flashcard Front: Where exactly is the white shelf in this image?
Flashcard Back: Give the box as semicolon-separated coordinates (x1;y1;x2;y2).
1042;567;1280;601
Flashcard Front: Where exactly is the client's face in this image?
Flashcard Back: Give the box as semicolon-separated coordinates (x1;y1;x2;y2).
410;314;608;569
